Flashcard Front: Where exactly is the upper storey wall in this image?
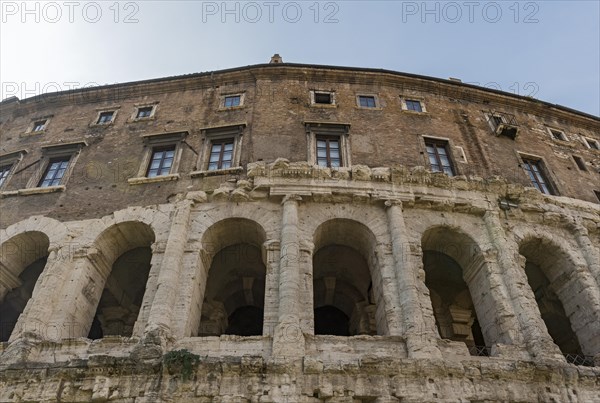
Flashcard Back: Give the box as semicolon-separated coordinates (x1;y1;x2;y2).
0;65;599;226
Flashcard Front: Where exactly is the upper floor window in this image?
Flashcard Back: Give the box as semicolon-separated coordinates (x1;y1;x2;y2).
357;95;376;108
316;136;342;168
224;95;241;108
97;111;115;124
0;164;12;187
33;120;47;132
583;137;599;150
424;138;455;176
521;157;554;195
147;146;176;178
39;157;70;187
595;190;600;203
136;106;153;119
311;90;336;106
548;127;568;141
572;155;587;171
405;100;423;112
208;139;234;170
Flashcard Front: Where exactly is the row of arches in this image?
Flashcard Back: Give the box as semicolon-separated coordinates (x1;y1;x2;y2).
0;215;596;360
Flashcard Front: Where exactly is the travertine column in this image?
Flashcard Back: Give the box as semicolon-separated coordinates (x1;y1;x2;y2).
483;210;562;360
570;220;600;289
272;194;304;357
262;239;281;337
385;200;441;358
145;200;192;340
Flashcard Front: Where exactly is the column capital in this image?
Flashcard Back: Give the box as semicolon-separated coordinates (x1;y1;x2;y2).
384;199;403;208
282;194;303;205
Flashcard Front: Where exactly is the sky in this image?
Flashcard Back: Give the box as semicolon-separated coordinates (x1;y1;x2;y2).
1;1;599;116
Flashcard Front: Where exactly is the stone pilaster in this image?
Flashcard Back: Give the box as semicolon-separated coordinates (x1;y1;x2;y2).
384;200;441;358
272;194;304;357
570;220;600;289
483;210;563;360
145;200;193;342
262;239;281;337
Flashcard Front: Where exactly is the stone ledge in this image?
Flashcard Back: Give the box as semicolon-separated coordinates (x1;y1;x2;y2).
128;174;180;185
17;186;65;196
190;167;243;177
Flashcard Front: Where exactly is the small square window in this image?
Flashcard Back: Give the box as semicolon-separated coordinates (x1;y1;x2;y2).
224;95;241;108
316;135;342;168
39;157;70;187
314;92;333;104
549;128;567;141
358;95;376;108
594;190;600;203
584;137;599;150
424;138;455;176
490;115;504;128
136;106;154;119
0;164;12;187
146;146;175;178
97;111;114;124
33;120;47;132
405;100;423;112
208;139;234;170
521;157;554;195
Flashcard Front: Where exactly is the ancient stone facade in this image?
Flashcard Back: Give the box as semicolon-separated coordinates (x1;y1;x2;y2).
1;58;599;402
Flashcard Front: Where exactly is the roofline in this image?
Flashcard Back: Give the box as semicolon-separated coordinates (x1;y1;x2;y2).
2;62;599;121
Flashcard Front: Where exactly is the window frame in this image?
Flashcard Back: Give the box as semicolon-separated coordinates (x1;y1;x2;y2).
92;109;119;126
0;150;27;190
38;156;71;187
572;155;588;172
128;131;187;184
315;135;343;168
25;141;86;191
304;122;351;168
25;116;52;134
310;90;336;107
518;154;557;195
583;137;599;150
356;94;379;109
547;127;568;142
423;137;456;176
130;102;158;122
400;97;427;113
146;145;177;178
207;138;235;171
192;123;245;176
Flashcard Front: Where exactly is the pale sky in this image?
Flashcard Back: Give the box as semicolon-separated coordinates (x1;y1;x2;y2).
1;0;599;116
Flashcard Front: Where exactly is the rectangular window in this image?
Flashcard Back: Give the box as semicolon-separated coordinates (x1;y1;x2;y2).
33;120;47;132
549;128;567;141
147;146;175;177
573;155;587;171
585;138;599;150
425;139;454;176
97;111;114;124
358;95;376;108
137;106;153;119
595;191;600;203
208;139;234;170
39;157;70;187
490;115;504;128
316;136;341;168
224;95;241;108
405;100;423;112
521;158;553;195
0;164;12;187
314;92;333;104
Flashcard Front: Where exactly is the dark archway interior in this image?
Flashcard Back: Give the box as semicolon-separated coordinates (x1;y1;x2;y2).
423;250;483;348
314;305;350;336
313;244;375;336
524;260;582;355
88;247;152;339
0;256;47;342
199;243;266;337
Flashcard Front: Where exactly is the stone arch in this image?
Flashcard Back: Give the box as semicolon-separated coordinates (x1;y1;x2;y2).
518;233;600;357
312;218;385;336
421;225;495;351
0;231;50;342
84;221;156;339
197;218;268;336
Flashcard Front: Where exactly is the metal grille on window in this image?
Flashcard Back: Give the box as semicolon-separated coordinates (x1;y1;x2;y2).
522;159;552;195
425;141;454;176
316;137;341;168
0;165;12;187
147;147;175;177
39;158;70;187
208;140;234;170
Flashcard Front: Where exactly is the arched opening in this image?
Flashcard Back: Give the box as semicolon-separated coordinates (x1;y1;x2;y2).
519;238;586;356
0;231;49;342
421;227;490;353
87;222;155;339
312;219;382;336
198;219;267;337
